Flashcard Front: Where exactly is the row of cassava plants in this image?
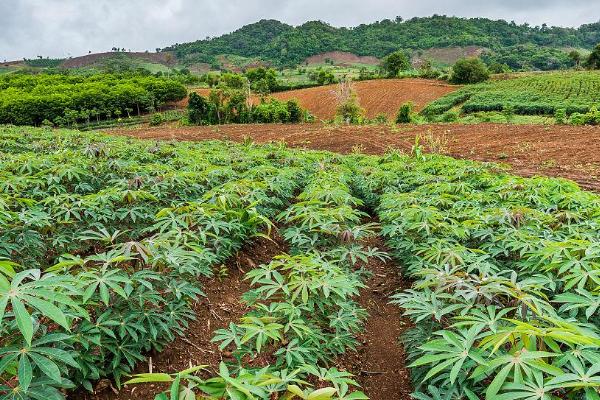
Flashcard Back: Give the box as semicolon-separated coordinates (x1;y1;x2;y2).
351;146;600;399
0;127;313;399
128;159;387;399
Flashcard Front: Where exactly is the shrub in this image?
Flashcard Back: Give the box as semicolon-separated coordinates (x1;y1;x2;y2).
570;112;586;126
333;80;364;124
286;100;303;123
373;113;389;124
441;110;459;122
450;58;490;84
188;92;215;125
502;105;515;122
396;102;414;124
554;108;567;124
149;113;164;126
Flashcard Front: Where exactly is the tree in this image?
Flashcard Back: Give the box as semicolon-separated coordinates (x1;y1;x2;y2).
569;50;582;67
450;58;490;84
381;51;411;77
585;44;600;69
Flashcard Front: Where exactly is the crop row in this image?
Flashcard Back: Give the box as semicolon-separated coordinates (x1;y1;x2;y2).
0;127;311;399
422;71;600;117
354;149;600;399
131;160;384;398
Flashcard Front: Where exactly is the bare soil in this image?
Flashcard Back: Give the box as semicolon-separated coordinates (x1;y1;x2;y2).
111;122;600;192
339;237;413;399
304;51;380;66
181;79;458;121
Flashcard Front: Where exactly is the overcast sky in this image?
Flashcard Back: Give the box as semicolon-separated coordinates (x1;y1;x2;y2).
1;0;598;61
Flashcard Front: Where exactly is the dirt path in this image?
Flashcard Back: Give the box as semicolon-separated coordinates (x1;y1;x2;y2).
111;122;600;192
341;236;413;399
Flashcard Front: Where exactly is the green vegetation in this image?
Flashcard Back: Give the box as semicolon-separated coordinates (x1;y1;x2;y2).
187;90;309;125
481;44;577;71
164;17;600;67
355;149;600;399
586;43;600;69
2;126;600;399
23;58;64;68
422;71;600;120
0;71;187;126
381;50;410;77
449;58;490;84
396;102;415;123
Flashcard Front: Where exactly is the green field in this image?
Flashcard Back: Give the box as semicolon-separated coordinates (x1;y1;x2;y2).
2;126;600;399
422;71;600;118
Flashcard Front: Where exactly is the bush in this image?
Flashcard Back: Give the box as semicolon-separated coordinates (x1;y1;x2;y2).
372;113;389;124
286;100;303;123
441;110;459;122
450;58;490;84
149;113;164;126
502;105;515;122
396;102;414;124
569;112;586;126
554;108;567;124
336;94;364;124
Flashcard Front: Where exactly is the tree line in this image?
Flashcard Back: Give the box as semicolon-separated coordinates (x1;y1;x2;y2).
164;16;600;67
0;71;187;126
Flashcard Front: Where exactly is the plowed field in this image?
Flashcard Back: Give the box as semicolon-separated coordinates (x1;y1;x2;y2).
183;79;458;120
111;122;600;192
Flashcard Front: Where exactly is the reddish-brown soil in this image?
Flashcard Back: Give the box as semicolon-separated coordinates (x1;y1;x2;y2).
182;79;457;121
111;122;600;192
270;79;457;120
304;51;380;66
339;237;413;399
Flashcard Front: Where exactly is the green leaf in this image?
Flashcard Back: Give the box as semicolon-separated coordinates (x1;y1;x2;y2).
25;296;70;330
486;363;512;399
307;387;337;400
29;353;61;383
18;354;33;392
12;297;33;344
125;373;174;384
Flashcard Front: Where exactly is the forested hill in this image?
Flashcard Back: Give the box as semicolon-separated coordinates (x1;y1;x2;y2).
164;16;600;66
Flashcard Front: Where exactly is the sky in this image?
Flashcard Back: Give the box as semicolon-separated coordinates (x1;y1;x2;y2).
1;0;598;61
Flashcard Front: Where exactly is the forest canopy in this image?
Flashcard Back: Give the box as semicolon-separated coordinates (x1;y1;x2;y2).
165;16;600;67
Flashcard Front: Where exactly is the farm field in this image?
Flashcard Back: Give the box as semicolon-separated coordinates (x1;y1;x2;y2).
185;79;458;121
3;126;600;400
423;71;600;118
112;122;600;192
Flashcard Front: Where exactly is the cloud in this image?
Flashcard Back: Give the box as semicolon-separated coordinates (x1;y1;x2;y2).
1;0;598;61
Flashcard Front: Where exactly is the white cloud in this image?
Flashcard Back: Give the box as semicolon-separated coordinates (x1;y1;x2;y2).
0;0;598;61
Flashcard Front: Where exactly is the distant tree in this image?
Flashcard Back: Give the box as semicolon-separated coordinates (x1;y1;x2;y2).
450;58;490;84
569;50;582;67
585;44;600;69
381;51;411;77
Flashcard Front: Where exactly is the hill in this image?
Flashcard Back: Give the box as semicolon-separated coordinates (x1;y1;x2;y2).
165;16;600;67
